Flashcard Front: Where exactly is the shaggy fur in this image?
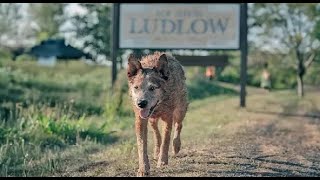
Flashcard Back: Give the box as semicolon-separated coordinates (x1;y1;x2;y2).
127;51;188;177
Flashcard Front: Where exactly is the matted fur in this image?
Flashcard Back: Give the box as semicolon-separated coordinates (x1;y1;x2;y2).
127;51;188;177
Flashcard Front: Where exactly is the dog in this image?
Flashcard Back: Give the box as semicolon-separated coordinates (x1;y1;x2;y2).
127;51;188;177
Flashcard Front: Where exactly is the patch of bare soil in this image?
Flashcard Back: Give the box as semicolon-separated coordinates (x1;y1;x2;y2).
64;116;320;177
149;97;320;177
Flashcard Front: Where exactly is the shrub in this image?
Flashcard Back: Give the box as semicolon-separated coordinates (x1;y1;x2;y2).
15;54;36;62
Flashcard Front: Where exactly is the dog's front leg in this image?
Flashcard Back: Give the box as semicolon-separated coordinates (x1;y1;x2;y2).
149;118;161;160
157;115;173;167
135;117;150;177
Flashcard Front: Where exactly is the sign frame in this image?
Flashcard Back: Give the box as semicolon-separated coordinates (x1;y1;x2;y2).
111;3;248;107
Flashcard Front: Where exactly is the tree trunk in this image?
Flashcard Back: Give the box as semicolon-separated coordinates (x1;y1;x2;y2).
296;50;305;98
297;74;304;98
119;58;123;69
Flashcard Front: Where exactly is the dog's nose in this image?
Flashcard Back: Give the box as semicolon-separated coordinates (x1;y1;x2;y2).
137;100;148;108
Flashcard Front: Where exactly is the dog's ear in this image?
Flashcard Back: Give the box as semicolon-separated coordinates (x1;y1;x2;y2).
155;53;169;80
127;54;142;78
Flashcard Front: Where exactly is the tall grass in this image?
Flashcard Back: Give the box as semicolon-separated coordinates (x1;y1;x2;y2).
0;60;125;176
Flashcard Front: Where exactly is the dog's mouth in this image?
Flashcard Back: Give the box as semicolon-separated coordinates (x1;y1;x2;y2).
139;100;159;119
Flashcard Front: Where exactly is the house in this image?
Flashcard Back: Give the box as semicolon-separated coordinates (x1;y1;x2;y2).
28;38;92;66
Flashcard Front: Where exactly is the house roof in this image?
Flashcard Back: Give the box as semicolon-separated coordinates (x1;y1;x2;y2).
28;39;92;60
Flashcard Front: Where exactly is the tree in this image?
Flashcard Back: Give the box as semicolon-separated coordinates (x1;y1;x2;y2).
70;3;112;61
249;3;320;97
28;3;66;42
0;4;22;47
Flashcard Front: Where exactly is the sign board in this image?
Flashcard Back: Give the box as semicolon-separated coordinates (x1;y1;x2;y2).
112;3;247;107
119;3;240;49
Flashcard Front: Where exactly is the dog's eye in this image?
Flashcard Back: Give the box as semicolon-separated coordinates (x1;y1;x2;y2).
134;86;138;89
149;86;155;91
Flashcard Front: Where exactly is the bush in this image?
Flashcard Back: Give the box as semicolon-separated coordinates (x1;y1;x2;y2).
0;49;12;67
187;76;237;101
15;54;36;62
0;49;12;61
216;51;302;90
217;65;240;84
305;61;320;86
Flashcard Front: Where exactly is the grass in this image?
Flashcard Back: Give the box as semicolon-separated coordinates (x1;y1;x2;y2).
0;60;109;118
0;60;236;176
0;60;128;176
2;60;318;177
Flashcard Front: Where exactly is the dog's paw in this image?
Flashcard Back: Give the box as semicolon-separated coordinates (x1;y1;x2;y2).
156;160;168;168
137;169;150;177
153;153;159;160
172;138;181;155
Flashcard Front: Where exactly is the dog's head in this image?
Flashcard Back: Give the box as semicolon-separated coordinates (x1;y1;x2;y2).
127;53;169;119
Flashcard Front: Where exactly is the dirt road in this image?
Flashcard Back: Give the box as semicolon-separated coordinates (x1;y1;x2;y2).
59;87;320;177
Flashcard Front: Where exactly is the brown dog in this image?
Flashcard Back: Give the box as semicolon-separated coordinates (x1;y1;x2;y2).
127;51;188;176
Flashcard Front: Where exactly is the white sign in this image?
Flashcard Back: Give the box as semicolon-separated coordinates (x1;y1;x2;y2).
119;3;240;49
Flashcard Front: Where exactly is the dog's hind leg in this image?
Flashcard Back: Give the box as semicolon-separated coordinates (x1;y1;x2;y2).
172;121;182;155
157;115;173;167
149;118;161;160
172;106;187;155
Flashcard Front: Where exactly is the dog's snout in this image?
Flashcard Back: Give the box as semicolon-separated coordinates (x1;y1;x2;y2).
137;100;148;108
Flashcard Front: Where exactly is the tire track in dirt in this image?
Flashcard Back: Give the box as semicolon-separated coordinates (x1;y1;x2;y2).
60;114;320;177
148;114;320;177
